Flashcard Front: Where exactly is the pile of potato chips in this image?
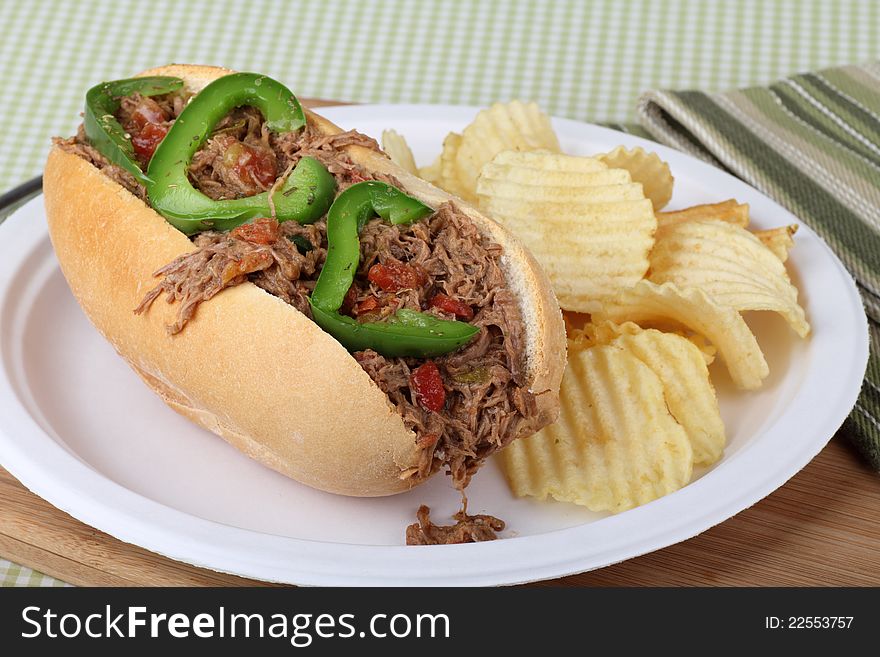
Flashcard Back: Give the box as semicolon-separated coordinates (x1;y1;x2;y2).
381;101;809;514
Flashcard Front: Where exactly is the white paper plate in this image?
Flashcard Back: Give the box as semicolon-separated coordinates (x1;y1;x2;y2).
0;105;868;586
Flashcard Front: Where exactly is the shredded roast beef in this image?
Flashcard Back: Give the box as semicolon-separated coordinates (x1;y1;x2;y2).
134;198;537;501
271;121;401;189
188;106;393;199
119;90;187;124
60;91;539;545
405;504;505;546
188;107;278;199
54;128;148;201
135;218;325;333
354;203;537;491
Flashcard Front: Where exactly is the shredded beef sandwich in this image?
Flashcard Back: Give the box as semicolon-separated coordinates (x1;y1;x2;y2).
59;87;540;544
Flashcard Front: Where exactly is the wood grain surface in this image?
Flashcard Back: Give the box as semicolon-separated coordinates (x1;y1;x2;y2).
2;98;877;586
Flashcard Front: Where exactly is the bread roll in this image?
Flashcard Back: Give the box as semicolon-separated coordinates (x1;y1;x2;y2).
43;65;566;496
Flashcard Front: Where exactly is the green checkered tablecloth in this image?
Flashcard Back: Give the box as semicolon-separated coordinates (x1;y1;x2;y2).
1;0;878;587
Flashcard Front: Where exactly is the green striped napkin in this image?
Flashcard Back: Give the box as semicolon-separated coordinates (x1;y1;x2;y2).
636;61;880;470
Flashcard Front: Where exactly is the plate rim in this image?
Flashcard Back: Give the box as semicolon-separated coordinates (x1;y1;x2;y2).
0;104;869;586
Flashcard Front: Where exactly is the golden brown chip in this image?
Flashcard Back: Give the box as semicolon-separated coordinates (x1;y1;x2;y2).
649;219;809;337
753;224;798;262
499;344;693;513
592;280;769;390
657;199;749;229
598;146;674;211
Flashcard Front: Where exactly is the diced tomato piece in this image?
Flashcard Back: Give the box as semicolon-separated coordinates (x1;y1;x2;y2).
429;293;474;320
131;122;169;161
367;262;428;292
353;295;380;316
409;361;446;413
231;217;280;245
221;140;277;189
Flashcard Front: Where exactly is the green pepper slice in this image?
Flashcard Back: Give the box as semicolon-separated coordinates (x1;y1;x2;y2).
310;181;480;358
146;72;335;235
84;76;184;186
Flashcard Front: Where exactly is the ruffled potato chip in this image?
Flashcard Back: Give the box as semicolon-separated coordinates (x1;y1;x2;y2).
575;319;716;365
657;199;749;229
484;149;605;172
592;280;769;390
381;129;418;175
598;146;674;211
433;132;470;198
499;343;693;513
753;224;798;262
418;155;442;185
601;323;725;466
454;101;560;201
477;151;656;313
649;219;809;337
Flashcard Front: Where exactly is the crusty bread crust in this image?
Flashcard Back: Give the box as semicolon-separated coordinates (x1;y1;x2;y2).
43;64;566;497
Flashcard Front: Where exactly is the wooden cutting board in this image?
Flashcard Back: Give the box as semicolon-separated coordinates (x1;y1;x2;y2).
3;98;878;586
2;433;878;586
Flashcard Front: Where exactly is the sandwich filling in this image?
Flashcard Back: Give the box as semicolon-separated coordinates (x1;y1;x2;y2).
56;86;540;544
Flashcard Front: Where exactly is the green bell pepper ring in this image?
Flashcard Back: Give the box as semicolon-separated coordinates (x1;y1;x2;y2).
311;181;437;311
156;156;335;235
310;181;480;358
311;306;482;357
84;76;184;186
146;72;335;235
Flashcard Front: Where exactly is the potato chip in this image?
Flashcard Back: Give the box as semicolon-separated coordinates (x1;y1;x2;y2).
477;181;647;207
684;331;718;365
499;344;693;513
434;132;469;198
753;224;798;262
582;319;716;365
657;199;749;229
381;129;418;175
592;280;769;390
479;162;626;188
487;149;606;173
598;146;674;211
476;170;635;202
418;155;442;185
454;101;560;201
649;219;809;338
574;318;642;346
603;323;725;466
477;151;656;313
